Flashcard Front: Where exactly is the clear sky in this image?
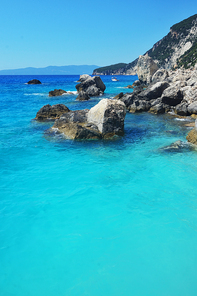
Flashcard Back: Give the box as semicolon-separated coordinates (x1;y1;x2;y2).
0;0;197;70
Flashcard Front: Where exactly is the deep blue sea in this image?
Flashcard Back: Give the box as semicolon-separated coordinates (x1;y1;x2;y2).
1;75;197;296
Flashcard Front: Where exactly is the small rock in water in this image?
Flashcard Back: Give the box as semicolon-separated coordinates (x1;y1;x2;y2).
27;79;42;84
160;140;193;152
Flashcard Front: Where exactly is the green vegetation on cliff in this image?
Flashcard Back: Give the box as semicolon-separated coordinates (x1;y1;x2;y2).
93;63;127;74
177;41;197;68
93;14;197;75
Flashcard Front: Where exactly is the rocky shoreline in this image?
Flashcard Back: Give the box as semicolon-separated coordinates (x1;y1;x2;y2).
34;60;197;143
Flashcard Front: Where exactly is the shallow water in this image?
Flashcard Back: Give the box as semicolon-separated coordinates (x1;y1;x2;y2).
1;75;197;296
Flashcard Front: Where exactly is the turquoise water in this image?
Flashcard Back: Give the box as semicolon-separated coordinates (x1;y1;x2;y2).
1;75;197;296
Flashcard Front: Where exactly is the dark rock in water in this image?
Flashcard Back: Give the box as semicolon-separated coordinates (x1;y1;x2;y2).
119;93;134;107
49;89;67;97
128;99;151;113
114;92;124;100
52;99;126;140
149;103;165;114
35;104;70;121
27;79;41;84
160;140;193;152
76;74;106;96
161;85;183;106
175;102;189;116
76;91;90;101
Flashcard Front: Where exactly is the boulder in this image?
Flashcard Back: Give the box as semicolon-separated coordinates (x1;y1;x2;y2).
137;54;159;84
186;128;197;145
87;99;126;136
113;92;124;100
75;75;106;96
27;79;42;84
137;81;169;101
161;84;183;106
149;103;166;114
77;74;90;82
119;93;134;107
76;91;90;101
187;102;197;114
128;99;151;113
51;99;126;140
175;102;189;116
152;69;169;82
35;104;70;121
49;89;67;97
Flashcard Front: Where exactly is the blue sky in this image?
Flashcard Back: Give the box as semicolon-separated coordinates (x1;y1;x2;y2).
0;0;197;70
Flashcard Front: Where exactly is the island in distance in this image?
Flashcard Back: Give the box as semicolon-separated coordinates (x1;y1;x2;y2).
0;65;100;75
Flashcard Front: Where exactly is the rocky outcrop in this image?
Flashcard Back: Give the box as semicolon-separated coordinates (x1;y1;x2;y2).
137;54;159;84
35;104;70;121
49;89;67;96
75;75;106;96
27;79;41;84
76;91;90;101
51;99;126;140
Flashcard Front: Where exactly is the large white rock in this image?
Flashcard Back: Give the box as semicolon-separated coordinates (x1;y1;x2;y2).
87;99;126;135
137;54;159;84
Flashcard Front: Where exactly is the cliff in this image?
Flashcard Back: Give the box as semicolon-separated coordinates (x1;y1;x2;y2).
93;14;197;75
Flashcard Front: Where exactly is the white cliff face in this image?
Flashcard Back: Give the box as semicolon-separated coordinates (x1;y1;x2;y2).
164;20;197;69
137;54;159;84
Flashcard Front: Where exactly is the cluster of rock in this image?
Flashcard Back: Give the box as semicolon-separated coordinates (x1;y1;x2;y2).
36;99;126;140
115;57;197;117
75;74;106;99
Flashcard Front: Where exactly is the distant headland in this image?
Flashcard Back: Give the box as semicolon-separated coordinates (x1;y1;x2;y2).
0;65;100;75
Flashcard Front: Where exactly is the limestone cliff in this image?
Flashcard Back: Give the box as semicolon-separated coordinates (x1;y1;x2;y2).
93;14;197;75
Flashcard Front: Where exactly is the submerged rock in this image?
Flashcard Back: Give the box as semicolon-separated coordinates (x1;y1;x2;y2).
35;104;70;121
160;140;193;152
27;79;41;84
49;89;67;96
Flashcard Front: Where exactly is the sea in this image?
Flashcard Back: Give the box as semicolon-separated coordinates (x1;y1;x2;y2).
1;75;197;296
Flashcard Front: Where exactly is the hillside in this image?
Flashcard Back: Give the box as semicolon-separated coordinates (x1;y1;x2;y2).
0;65;100;75
93;14;197;75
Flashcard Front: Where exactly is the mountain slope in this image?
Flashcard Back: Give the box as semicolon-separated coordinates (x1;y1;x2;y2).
0;65;100;75
93;14;197;75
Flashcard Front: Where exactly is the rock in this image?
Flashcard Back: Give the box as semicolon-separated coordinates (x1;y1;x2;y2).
186;129;197;145
76;75;106;96
114;92;124;100
137;54;159;84
161;140;192;152
126;80;141;88
119;93;134;107
51;99;126;140
152;69;169;82
161;84;183;106
128;99;151;113
77;74;90;82
27;79;41;84
87;99;126;136
149;103;166;114
76;91;90;101
187;102;197;114
35;104;70;121
49;89;67;96
175;102;189;116
137;81;170;101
